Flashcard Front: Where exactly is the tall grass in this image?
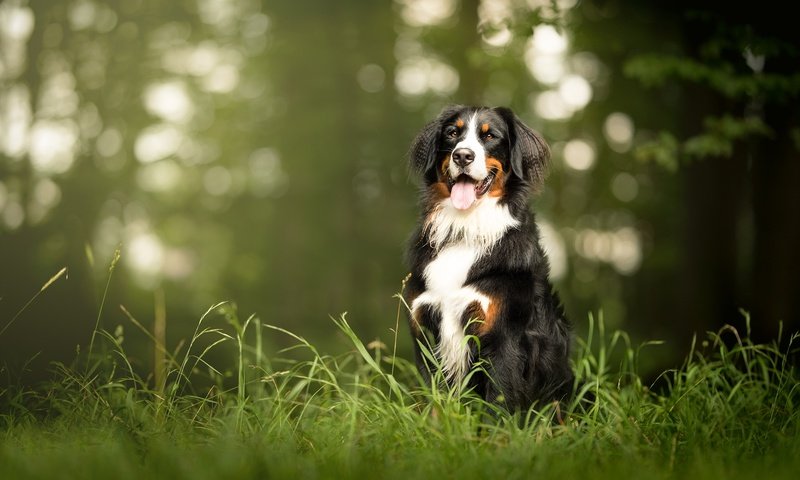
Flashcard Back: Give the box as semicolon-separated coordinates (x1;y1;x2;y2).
1;280;798;479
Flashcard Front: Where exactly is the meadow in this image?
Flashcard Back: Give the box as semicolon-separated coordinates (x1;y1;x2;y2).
2;268;799;480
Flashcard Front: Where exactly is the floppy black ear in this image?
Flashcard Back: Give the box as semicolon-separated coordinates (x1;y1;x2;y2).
496;107;550;189
408;105;463;180
408;118;439;177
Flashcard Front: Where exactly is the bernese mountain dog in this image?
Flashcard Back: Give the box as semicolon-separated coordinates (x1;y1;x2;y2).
403;105;574;412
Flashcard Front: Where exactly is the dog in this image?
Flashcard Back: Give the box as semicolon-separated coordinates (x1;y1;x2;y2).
403;105;574;412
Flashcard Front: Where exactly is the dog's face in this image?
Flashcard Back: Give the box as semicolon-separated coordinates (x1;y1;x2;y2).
410;105;549;211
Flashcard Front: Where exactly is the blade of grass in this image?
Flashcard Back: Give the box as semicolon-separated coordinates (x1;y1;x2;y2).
87;246;121;368
0;267;67;338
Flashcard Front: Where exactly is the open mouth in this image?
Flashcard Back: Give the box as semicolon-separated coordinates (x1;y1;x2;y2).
446;171;496;210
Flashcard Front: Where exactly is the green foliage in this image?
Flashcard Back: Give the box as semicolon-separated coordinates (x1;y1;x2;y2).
624;9;800;172
626;47;794;167
1;302;798;479
683;116;772;158
624;54;800;100
635;132;681;171
636;116;773;168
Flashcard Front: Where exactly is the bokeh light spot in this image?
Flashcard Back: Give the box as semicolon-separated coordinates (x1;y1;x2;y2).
563;138;595;171
1;3;34;40
143;81;194;124
395;57;459;97
127;231;165;285
539;220;568;280
2;200;24;230
482;26;512;48
604;112;634;152
559;74;592;110
524;42;564;85
574;226;642;275
137;160;183;192
29;119;79;174
248;148;289;197
134;124;183;163
531;90;571;121
611;173;639;202
33;178;61;209
398;0;456;27
531;25;567;55
357;64;386;93
204;166;233;196
96;127;123;157
68;0;96;31
0;84;31;159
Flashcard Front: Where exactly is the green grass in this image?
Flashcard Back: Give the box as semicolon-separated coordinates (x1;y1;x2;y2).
1;284;799;479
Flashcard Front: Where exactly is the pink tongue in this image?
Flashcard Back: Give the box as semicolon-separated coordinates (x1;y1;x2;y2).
451;181;477;210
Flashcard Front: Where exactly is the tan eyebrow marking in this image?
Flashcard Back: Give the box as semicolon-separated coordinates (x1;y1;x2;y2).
481;123;489;133
456;119;464;128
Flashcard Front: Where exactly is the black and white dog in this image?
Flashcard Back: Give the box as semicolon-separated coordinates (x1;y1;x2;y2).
403;105;574;411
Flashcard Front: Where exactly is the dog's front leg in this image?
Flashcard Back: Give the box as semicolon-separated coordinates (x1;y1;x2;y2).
403;274;440;386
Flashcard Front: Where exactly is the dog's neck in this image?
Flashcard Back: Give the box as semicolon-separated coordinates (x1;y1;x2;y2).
423;197;520;255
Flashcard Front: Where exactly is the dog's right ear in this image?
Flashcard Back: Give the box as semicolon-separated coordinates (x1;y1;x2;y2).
408;118;439;178
408;105;462;180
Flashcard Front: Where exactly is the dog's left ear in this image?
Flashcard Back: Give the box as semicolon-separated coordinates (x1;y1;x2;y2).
495;107;550;189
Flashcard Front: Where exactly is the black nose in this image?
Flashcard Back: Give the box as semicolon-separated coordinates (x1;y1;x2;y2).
452;148;475;168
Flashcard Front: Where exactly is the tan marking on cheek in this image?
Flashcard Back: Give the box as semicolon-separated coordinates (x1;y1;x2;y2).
481;123;489;133
440;156;450;175
485;157;506;197
426;158;453;205
426;157;452;199
428;182;449;201
485;157;503;171
456;119;464;128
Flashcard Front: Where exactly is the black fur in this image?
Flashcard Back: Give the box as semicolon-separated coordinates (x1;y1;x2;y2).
404;105;574;412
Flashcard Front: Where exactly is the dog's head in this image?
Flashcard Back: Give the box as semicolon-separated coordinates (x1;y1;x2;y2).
409;105;549;211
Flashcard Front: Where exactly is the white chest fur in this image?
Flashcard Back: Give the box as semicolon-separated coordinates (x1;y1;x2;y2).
425;196;519;252
412;198;518;383
411;243;490;383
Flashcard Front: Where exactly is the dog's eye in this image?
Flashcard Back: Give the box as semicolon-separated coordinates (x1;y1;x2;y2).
445;127;458;138
482;132;494;140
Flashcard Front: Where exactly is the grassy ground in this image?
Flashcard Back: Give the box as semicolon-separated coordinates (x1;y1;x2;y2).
1;291;799;479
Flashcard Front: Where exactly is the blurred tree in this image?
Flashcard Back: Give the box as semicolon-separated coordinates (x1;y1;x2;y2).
617;2;800;345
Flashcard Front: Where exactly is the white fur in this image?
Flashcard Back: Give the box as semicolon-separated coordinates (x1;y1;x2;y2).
413;198;518;383
411;244;490;383
449;113;489;181
425;196;520;254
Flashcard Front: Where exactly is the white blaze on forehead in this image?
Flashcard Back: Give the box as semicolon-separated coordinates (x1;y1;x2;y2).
455;114;485;161
449;113;489;180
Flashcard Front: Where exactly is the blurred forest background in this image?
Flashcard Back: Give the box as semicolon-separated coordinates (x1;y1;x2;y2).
1;0;798;384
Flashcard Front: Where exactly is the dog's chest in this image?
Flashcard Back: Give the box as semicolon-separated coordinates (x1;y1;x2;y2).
424;244;477;293
413;243;489;382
